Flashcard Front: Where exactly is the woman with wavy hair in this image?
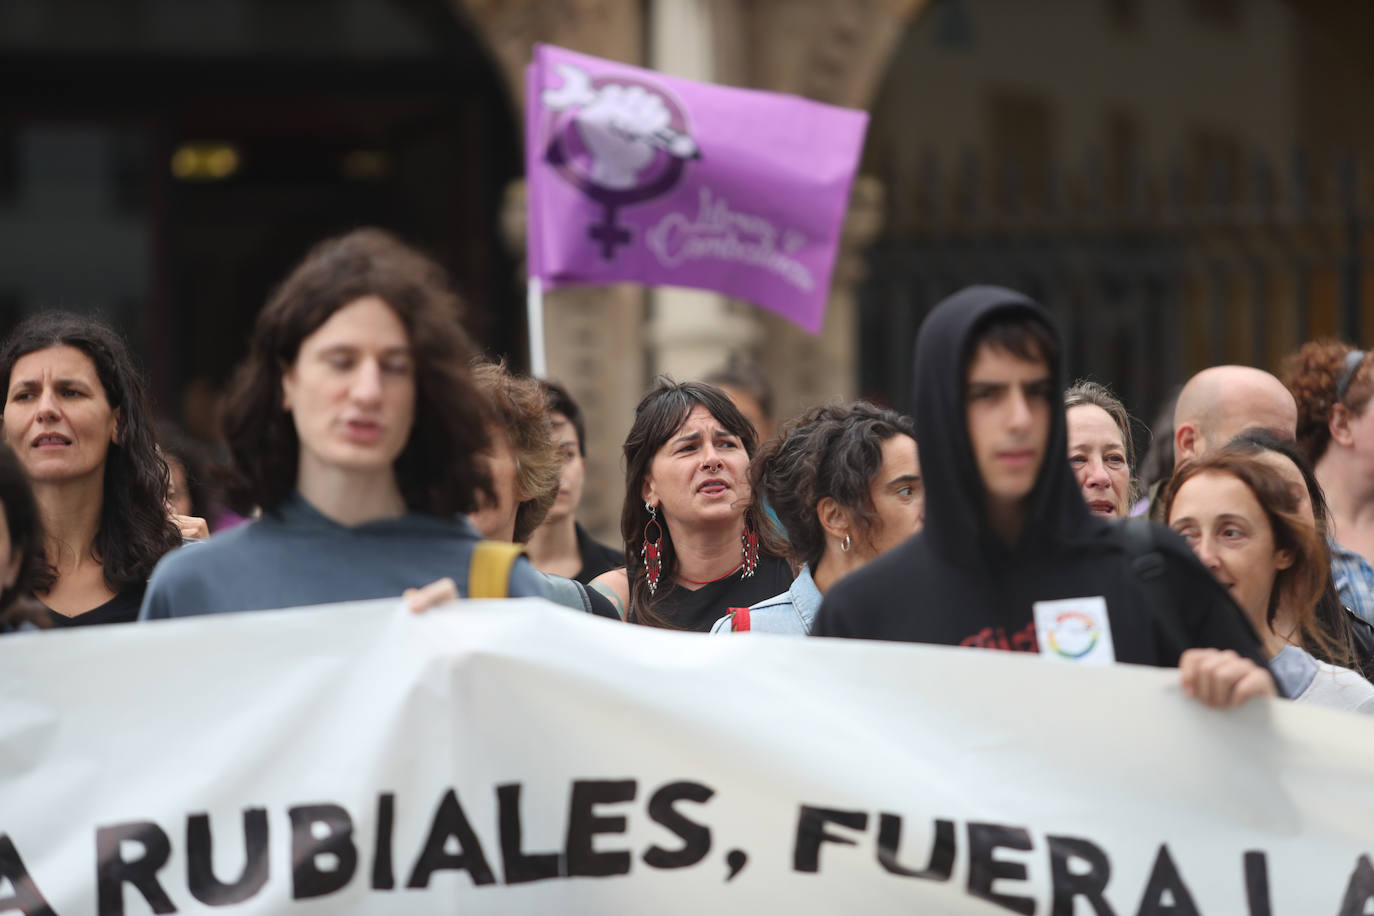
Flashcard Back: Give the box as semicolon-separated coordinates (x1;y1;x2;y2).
711;401;922;634
140;228;545;619
590;378;791;629
0;312;195;626
1165;448;1374;713
1284;341;1374;624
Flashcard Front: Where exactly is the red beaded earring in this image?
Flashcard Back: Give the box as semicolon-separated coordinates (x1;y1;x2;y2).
642;501;664;595
741;512;759;578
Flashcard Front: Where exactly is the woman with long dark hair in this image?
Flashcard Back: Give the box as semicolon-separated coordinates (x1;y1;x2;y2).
140;228;545;619
0;312;190;626
590;378;791;629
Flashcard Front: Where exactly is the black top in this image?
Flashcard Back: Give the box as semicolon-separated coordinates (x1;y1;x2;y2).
44;585;146;628
574;523;624;585
630;554;793;632
812;286;1267;670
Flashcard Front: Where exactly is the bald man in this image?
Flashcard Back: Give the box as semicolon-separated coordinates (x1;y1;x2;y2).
1173;365;1298;462
1141;365;1297;521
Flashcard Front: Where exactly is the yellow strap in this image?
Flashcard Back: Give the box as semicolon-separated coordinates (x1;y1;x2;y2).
468;541;526;599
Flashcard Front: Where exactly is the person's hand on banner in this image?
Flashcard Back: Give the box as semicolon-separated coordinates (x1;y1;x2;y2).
1178;648;1278;708
405;577;458;613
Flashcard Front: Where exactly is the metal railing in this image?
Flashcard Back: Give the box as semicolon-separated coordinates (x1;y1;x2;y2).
859;149;1371;424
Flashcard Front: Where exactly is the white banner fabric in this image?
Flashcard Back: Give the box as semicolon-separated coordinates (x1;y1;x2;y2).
1;598;1373;915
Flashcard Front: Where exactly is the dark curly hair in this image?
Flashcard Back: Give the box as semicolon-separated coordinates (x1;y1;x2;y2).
619;377;781;629
0;312;181;594
1282;339;1374;466
222;228;493;516
0;442;47;629
751;401;916;571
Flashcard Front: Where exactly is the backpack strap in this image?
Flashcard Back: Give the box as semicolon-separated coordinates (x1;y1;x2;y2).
469;541;526;599
728;606;752;632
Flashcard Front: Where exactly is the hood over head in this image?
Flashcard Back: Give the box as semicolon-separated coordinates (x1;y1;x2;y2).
911;285;1090;564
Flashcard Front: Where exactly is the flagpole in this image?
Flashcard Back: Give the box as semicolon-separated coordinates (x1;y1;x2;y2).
526;275;547;379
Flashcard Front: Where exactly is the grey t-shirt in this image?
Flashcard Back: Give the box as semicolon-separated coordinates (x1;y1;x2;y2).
139;494;545;620
1271;645;1374;716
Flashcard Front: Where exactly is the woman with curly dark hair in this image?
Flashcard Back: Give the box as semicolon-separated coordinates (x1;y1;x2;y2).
140;228;545;619
0;312;192;626
590;378;792;629
710;401;922;634
1282;340;1374;625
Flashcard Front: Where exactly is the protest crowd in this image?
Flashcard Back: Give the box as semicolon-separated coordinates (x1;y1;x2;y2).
1;223;1372;722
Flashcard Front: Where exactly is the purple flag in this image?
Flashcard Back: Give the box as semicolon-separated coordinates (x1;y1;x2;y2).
525;44;869;334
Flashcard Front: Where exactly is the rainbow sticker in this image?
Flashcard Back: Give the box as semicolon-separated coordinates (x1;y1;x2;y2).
1045;610;1100;659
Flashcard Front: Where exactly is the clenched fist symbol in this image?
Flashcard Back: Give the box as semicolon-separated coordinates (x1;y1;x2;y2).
574;83;671;190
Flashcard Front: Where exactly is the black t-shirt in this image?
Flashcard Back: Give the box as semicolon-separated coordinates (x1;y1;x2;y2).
629;554;793;632
574;523;624;585
43;586;146;628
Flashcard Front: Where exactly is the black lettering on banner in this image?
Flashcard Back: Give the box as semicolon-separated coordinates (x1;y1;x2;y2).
1047;835;1115;916
95;821;176;916
792;806;868;873
1243;851;1271;916
1338;854;1374;916
1134;844;1199;916
643;781;714;870
405;790;495;888
497;783;560;884
372;793;395;891
288;804;358;900
877;815;955;881
967;822;1035;915
0;834;56;916
565;780;636;878
186;809;269;906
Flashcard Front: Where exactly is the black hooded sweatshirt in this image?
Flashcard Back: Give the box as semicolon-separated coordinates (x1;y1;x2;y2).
811;286;1267;670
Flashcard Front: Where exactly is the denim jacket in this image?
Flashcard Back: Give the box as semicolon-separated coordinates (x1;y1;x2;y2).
709;564;817;635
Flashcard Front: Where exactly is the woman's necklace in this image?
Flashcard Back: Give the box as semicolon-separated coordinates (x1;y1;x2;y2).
676;560;743;586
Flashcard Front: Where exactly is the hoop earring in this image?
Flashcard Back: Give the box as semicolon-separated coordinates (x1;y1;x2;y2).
741;511;760;578
840;534;851;553
642;502;664;596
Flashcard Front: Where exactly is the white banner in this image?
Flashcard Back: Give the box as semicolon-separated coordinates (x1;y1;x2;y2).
2;599;1372;915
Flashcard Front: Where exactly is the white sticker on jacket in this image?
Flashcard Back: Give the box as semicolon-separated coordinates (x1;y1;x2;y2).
1032;596;1116;665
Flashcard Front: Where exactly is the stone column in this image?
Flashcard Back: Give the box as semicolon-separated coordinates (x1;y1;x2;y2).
645;0;759;382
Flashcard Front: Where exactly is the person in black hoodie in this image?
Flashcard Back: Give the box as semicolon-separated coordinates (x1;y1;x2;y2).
811;286;1278;707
